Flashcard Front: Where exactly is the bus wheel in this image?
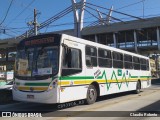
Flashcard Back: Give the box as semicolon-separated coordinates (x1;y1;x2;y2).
86;84;97;105
134;81;141;94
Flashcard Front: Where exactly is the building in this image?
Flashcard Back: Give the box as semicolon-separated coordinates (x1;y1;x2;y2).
150;59;156;77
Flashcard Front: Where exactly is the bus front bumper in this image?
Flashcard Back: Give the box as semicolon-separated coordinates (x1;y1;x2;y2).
12;88;59;104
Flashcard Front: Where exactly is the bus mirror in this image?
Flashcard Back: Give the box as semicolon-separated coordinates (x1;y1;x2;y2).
25;48;28;53
61;43;68;48
66;49;71;67
62;43;69;59
39;47;45;55
62;43;72;67
39;49;43;55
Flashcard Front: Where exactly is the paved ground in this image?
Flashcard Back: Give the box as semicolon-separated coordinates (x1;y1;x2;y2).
0;83;160;120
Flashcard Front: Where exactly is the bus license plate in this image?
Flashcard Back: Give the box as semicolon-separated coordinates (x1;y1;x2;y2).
27;95;34;99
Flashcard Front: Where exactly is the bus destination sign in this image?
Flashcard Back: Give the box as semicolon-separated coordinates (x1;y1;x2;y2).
25;37;54;46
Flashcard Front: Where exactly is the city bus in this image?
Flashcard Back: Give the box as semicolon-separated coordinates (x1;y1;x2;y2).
12;33;151;104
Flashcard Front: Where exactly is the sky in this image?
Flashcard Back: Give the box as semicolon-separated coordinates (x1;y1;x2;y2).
0;0;160;39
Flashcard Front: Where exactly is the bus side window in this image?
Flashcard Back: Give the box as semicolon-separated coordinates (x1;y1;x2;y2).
133;57;140;70
98;48;112;68
85;45;97;67
62;47;82;76
140;58;147;70
113;52;123;69
124;54;133;69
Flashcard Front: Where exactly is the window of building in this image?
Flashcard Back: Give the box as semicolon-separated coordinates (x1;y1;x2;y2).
98;48;112;68
86;46;97;67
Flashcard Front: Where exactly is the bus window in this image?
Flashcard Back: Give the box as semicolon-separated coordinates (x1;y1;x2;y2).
98;48;112;68
62;47;82;76
85;46;97;67
124;54;133;69
133;57;140;70
112;52;123;68
140;58;147;70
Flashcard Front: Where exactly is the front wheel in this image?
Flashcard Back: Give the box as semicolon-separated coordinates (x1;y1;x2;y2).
86;84;97;105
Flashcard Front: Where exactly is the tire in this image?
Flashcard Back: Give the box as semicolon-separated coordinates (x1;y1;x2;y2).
86;84;97;105
134;81;141;94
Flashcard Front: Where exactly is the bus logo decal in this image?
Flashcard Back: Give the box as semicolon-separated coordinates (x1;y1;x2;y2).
118;69;122;76
94;69;101;79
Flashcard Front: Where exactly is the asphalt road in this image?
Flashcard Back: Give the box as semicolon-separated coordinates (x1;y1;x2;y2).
0;83;160;120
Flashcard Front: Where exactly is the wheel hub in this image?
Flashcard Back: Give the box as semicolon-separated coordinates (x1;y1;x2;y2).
89;89;95;100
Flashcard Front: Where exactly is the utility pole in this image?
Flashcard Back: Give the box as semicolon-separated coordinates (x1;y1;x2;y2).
34;9;38;35
27;9;40;37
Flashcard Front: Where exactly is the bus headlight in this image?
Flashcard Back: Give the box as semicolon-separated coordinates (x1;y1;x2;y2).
48;85;53;90
48;79;58;91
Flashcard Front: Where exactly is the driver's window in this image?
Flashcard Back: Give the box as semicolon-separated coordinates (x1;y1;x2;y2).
62;47;81;69
62;47;82;76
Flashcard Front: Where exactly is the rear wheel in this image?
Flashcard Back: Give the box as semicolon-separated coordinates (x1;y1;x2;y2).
86;84;97;105
134;81;141;94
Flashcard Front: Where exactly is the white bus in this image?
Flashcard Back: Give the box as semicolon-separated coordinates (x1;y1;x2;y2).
13;34;151;104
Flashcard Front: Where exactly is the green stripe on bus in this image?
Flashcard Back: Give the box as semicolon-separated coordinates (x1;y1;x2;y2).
59;76;94;80
140;76;151;78
130;76;138;78
16;82;20;85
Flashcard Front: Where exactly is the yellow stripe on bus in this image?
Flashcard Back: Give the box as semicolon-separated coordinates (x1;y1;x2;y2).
18;86;48;91
59;78;150;86
58;81;70;85
74;80;86;85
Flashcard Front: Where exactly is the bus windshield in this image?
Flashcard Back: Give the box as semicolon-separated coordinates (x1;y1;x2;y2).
15;46;59;78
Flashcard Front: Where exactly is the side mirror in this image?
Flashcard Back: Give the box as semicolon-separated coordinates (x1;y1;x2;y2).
62;43;72;67
39;49;43;55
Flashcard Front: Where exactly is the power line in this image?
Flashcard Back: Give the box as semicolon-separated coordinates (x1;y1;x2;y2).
0;0;14;26
116;0;145;10
4;26;29;30
3;17;121;32
85;5;124;23
6;0;36;27
85;2;143;20
2;20;95;35
20;5;73;37
13;0;34;12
